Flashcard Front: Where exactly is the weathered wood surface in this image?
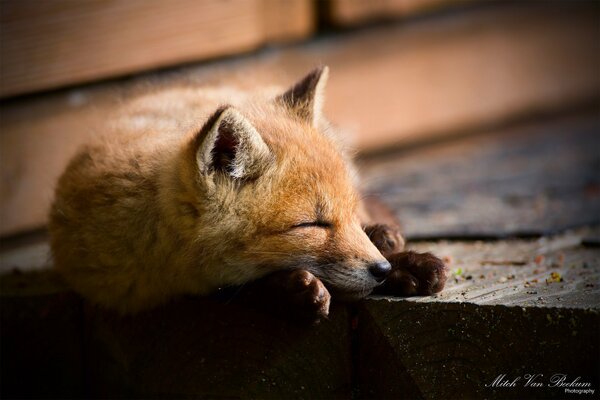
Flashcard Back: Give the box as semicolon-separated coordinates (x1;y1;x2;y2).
401;228;600;308
1;257;597;399
356;300;598;399
355;231;599;399
1;2;598;236
0;0;314;98
360;113;600;239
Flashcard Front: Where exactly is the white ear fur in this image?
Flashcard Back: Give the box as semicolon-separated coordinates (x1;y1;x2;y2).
278;66;329;126
196;106;272;180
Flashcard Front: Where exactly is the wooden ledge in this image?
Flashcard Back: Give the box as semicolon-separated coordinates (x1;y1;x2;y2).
1;232;598;399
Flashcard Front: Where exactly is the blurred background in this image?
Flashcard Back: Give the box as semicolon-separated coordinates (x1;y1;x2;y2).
1;0;598;240
1;1;599;399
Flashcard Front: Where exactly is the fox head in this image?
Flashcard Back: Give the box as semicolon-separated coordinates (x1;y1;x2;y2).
174;67;391;298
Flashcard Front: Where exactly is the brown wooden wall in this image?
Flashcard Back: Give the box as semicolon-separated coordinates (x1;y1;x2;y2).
0;0;477;98
0;0;314;98
0;1;598;238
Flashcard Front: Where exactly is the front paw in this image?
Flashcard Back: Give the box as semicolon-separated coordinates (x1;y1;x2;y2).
375;251;448;296
248;269;330;324
285;270;331;323
364;223;405;258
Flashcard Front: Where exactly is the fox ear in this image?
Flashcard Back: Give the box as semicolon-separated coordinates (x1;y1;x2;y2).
278;65;329;126
195;106;272;180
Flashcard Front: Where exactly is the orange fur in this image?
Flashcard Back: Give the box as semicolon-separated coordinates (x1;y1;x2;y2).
49;67;388;314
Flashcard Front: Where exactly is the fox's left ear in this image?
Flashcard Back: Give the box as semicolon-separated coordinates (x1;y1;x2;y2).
194;106;273;181
278;65;329;126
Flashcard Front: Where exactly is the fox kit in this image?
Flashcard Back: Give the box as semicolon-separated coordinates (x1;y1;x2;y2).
49;67;447;319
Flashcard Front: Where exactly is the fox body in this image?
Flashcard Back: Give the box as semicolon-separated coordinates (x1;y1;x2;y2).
49;67;407;315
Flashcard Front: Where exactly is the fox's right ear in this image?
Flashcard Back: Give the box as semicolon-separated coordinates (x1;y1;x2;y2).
194;106;273;181
278;66;329;126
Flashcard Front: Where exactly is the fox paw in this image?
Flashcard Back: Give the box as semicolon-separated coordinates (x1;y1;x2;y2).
247;269;330;324
364;223;405;258
374;251;448;296
286;270;331;323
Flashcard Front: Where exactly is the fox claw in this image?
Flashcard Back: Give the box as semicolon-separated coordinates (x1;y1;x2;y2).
375;251;449;296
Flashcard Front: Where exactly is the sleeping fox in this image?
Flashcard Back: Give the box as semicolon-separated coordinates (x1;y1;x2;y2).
49;66;447;319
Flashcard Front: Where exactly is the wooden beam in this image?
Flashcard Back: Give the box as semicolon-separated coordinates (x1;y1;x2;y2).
0;0;314;98
1;229;598;398
357;231;600;399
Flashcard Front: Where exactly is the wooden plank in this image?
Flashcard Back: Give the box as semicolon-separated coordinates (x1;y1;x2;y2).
360;113;600;238
1;2;598;236
400;228;600;308
0;0;313;98
357;232;599;399
263;0;315;42
326;0;471;26
357;301;599;399
1;232;597;398
325;2;599;151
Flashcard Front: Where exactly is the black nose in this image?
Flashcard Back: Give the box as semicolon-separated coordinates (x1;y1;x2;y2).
368;260;392;282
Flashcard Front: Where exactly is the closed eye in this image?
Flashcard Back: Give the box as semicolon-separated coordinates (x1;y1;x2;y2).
292;221;332;229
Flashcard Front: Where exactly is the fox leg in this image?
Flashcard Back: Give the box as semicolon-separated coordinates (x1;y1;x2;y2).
364;224;405;258
235;269;331;324
359;196;448;296
359;195;405;257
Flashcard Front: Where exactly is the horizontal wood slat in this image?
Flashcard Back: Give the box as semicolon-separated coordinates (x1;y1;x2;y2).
263;0;314;42
326;0;473;26
0;0;314;98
